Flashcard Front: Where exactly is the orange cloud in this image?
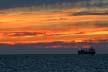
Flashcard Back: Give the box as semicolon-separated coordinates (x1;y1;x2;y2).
0;8;108;44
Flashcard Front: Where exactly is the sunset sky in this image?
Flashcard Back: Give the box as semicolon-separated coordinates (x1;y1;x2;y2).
0;0;108;53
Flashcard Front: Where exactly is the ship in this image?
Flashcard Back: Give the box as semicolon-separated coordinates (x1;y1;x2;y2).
78;47;96;55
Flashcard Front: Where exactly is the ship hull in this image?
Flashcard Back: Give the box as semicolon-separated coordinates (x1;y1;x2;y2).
78;51;96;55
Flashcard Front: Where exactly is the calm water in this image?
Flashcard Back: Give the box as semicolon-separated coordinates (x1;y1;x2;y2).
0;54;108;72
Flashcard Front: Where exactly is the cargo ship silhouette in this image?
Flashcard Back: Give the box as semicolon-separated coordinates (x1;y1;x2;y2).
78;47;96;55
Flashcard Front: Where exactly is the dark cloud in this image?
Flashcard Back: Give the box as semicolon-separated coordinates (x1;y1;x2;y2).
95;22;108;27
0;0;79;9
12;32;41;36
70;11;108;16
63;21;108;28
2;32;43;36
0;0;108;9
74;32;85;35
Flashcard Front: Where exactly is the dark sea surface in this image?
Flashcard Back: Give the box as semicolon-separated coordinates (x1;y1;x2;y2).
0;54;108;72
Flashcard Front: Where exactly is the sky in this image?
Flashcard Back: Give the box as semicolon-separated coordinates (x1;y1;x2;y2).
0;0;108;54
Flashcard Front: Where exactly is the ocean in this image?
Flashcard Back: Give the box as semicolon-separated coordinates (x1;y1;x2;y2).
0;54;108;72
